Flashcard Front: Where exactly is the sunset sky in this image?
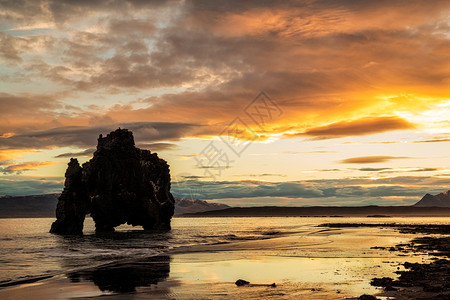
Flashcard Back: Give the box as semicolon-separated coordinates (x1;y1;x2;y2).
1;0;450;206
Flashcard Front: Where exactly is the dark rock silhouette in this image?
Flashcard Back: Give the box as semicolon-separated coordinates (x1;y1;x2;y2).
414;190;450;207
370;277;393;288
50;128;175;234
358;295;377;300
234;279;276;287
235;279;250;286
50;158;90;234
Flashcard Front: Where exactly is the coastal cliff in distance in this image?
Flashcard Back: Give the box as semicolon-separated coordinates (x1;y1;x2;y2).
414;190;450;207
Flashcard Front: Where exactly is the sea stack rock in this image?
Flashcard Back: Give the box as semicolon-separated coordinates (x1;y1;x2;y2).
50;128;175;234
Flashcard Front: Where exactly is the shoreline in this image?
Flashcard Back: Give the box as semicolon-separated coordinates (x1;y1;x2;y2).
2;205;450;219
181;206;450;217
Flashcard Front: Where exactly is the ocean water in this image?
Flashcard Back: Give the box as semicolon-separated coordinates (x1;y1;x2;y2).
1;216;450;298
0;217;322;285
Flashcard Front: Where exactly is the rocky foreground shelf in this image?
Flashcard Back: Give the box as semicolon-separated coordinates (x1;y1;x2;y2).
325;223;450;299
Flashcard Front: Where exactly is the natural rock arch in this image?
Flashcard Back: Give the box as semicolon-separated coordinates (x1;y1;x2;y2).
50;128;175;234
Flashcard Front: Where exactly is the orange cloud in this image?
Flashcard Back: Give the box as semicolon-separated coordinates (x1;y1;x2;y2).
301;116;415;139
2;161;60;173
340;156;409;164
0;149;39;161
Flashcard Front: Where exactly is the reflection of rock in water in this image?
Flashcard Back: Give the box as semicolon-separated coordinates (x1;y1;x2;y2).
68;256;170;293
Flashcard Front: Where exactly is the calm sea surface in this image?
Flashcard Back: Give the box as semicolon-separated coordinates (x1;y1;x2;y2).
1;216;450;286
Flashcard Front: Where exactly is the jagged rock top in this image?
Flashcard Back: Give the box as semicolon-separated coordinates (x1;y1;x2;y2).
96;128;135;152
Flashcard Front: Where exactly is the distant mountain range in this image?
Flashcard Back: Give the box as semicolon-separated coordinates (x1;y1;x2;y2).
414;190;450;207
0;194;59;217
1;190;449;218
174;198;229;214
0;194;229;218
